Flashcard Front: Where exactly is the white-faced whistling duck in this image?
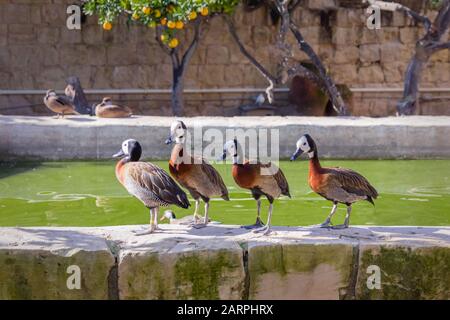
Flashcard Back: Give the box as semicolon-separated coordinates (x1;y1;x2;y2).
113;139;190;235
222;139;291;235
43;89;78;118
291;134;378;229
165;120;229;228
95;97;133;118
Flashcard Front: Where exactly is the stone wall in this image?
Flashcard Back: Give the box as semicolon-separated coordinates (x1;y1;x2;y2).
2;115;450;160
0;225;449;299
0;0;449;116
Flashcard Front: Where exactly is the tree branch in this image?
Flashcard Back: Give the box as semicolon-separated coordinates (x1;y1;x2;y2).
155;25;174;56
224;15;278;102
430;41;450;52
290;22;348;115
181;19;202;69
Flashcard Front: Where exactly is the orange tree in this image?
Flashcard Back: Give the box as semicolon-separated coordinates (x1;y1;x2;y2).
83;0;239;116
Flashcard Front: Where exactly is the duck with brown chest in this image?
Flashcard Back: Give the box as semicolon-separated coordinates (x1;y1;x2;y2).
222;139;291;235
113;139;190;235
165;121;229;228
291;134;378;229
43;89;78;118
95;97;133;118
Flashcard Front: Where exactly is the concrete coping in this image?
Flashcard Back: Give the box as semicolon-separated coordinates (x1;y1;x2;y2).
0;225;449;299
1;115;450;160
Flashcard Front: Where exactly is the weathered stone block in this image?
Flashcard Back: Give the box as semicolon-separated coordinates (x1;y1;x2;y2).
118;238;245;299
334;45;359;64
358;65;385;84
356;245;450;299
360;44;381;63
248;242;355;300
0;228;115;300
206;46;230;65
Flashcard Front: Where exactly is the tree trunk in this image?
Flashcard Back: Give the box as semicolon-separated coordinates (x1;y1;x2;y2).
171;65;184;117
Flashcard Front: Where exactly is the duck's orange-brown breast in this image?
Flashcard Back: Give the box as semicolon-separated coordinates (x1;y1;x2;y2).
308;158;326;193
115;159;127;185
232;163;258;189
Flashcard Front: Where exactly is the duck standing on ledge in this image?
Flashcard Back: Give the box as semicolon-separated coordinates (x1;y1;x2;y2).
291;134;378;229
43;89;78;118
222;139;291;235
114;139;190;235
166;120;229;228
95;97;133;118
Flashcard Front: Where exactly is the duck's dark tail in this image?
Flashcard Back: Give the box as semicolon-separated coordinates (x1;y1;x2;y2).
367;196;375;206
176;191;191;209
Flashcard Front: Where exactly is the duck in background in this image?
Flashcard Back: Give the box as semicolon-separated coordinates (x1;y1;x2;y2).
291;134;378;229
222;139;291;235
113;139;190;235
95;97;133;118
43;89;78;118
165;120;229;228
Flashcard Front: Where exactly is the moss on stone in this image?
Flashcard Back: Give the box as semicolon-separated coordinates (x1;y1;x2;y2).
248;243;355;298
0;250;114;299
119;248;245;300
174;249;242;299
357;246;450;300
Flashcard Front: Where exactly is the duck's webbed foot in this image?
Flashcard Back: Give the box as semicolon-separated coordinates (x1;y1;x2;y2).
320;220;332;228
252;225;272;236
242;217;265;230
133;225;158;236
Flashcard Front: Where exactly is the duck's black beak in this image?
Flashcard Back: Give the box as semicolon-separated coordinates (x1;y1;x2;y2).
165;136;173;145
113;150;125;158
290;149;303;161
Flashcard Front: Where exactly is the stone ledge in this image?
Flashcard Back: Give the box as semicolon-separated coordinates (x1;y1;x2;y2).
0;225;449;300
1;116;450;160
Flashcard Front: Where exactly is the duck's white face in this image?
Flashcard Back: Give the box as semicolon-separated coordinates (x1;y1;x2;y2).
223;140;237;156
47;90;57;97
121;139;136;155
170;120;187;143
296;136;310;153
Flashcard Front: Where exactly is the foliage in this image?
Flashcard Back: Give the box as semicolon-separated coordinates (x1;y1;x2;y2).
83;0;239;47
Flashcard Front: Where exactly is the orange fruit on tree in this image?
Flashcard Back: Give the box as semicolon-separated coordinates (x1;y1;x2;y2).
175;21;184;29
168;38;179;48
160;17;167;25
160;34;167;42
154;9;161;18
142;7;151;15
188;11;197;20
132;12;140;20
167;21;176;29
200;7;209;16
148;21;157;28
102;21;112;31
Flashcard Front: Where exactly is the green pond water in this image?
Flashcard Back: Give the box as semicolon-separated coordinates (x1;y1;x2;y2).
0;160;449;227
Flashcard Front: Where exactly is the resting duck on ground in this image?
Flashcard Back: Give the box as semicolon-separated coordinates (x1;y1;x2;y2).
160;210;212;225
95;97;133;118
113;139;190;235
165;120;229;228
222;139;291;235
291;134;378;229
43;89;78;118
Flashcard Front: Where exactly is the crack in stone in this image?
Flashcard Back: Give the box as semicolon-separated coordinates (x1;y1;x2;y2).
105;239;120;300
